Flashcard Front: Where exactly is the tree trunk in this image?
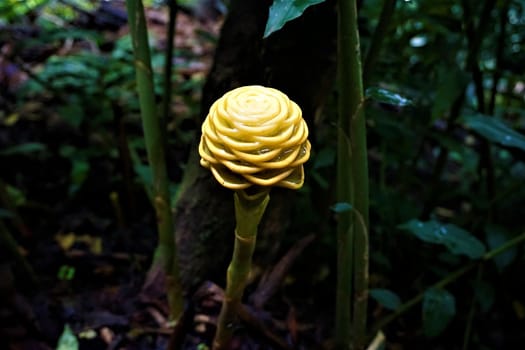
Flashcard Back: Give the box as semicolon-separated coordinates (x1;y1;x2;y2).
175;0;337;291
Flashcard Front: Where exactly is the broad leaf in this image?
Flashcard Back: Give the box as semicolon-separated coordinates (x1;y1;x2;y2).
423;288;456;337
370;288;401;311
463;114;525;152
56;324;78;350
0;143;46;156
399;219;486;259
366;87;412;106
264;0;327;38
69;159;89;195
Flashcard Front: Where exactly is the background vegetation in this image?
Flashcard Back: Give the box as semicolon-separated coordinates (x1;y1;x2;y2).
1;0;524;349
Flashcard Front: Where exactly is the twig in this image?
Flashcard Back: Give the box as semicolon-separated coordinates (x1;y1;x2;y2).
252;234;315;309
237;304;294;350
372;230;525;333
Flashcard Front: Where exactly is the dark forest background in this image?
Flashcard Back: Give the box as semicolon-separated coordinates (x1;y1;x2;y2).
1;0;525;349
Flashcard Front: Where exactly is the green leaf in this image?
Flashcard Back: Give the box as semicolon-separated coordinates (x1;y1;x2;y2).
69;159;89;195
57;265;76;281
422;288;456;337
6;185;26;207
264;0;327;38
56;324;78;350
399;219;486;259
0;0;49;20
365;87;412;106
331;202;352;213
47;29;101;42
463;114;525;152
0;143;46;156
370;288;401;311
485;225;517;271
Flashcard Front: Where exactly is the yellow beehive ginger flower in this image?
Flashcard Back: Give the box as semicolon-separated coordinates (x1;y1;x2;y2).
199;85;311;190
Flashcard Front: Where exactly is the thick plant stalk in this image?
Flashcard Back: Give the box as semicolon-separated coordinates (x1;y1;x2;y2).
125;0;184;321
336;0;369;349
162;0;177;125
213;190;270;350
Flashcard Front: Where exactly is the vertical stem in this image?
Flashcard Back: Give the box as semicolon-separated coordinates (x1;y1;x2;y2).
112;102;136;220
462;265;483;350
213;190;269;350
421;93;465;218
162;0;178;126
125;0;184;321
488;0;509;114
462;0;497;216
422;0;496;218
337;0;369;349
363;0;397;84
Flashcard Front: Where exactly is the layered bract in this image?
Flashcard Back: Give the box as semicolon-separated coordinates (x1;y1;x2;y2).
199;85;311;190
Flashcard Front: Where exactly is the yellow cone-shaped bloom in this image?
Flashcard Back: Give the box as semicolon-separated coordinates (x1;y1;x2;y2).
199;85;311;190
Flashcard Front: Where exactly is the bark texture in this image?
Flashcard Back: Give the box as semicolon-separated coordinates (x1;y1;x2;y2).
175;0;337;291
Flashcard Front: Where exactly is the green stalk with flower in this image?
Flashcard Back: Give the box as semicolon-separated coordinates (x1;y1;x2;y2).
198;85;311;349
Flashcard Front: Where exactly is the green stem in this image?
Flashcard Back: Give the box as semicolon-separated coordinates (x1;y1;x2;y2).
337;0;369;348
353;206;369;350
372;230;525;333
125;0;184;321
488;0;510;114
363;0;397;84
421;93;465;218
213;190;269;350
462;265;483;350
162;0;178;129
422;0;496;218
462;0;497;213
